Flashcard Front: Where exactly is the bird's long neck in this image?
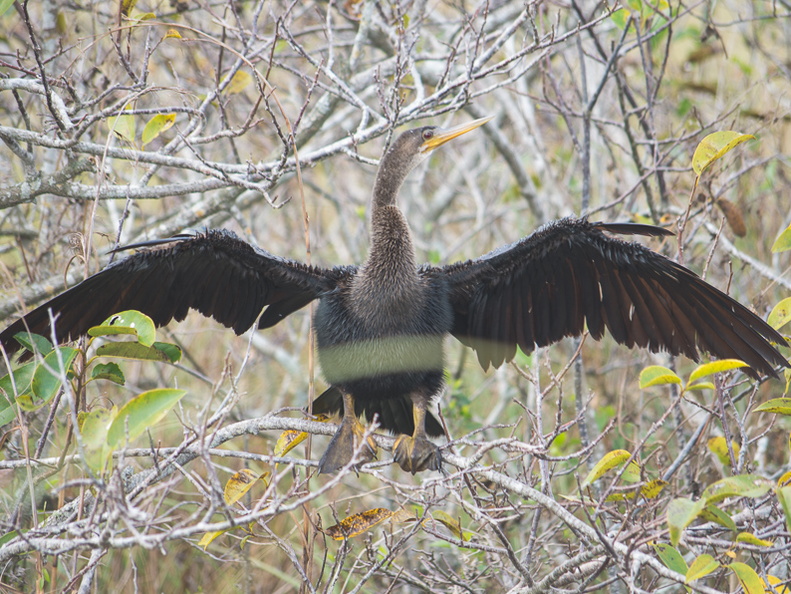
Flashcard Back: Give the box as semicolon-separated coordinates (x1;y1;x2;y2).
368;206;416;278
355;153;419;303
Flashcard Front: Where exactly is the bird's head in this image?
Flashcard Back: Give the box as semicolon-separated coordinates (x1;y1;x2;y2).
416;116;493;154
374;116;492;208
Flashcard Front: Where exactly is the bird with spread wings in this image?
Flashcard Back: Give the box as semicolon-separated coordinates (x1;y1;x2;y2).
1;118;788;474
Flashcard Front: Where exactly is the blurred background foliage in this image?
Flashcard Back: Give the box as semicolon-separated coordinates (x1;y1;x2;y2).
0;0;790;592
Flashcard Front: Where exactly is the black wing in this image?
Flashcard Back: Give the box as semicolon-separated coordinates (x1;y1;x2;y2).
434;218;788;379
0;229;340;356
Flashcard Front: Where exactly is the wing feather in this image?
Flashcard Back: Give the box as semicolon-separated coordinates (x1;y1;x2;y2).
1;229;337;356
435;218;788;379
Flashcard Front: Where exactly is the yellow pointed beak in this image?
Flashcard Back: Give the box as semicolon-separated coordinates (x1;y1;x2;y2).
420;116;493;152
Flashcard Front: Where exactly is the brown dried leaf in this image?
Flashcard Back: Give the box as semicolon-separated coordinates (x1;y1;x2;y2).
715;198;746;237
324;508;393;540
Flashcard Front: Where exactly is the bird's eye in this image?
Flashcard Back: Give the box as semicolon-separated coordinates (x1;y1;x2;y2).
422;129;434;140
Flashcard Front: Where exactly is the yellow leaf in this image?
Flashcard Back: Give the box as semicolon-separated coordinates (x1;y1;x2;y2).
735;531;773;547
685;553;719;583
389;509;416;523
640;479;668;499
754;398;791;416
274;430;308;457
225;71;252;95
425;510;466;541
324;508;393;540
164;29;182;40
728;562;765;594
605;491;637;502
768;297;791;331
772;224;791;253
765;575;791;594
198;529;231;550
274;414;328;458
692;131;755;175
778;470;791;488
688;359;747;383
106;113;136;143
639;366;681;389
224;469;268;505
120;0;137;16
707;436;740;466
141;113;176;146
581;450;634;488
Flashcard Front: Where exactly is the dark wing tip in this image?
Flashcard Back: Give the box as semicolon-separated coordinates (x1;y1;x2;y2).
594;221;675;237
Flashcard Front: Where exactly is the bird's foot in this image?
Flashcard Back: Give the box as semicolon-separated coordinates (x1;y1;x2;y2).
393;434;442;474
318;417;377;473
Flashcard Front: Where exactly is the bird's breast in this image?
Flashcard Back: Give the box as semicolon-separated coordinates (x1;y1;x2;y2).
313;277;453;386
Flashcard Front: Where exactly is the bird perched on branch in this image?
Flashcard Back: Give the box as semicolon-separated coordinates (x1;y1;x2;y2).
1;117;788;474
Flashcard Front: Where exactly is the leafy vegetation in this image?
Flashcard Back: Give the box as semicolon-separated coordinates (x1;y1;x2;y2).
0;0;790;592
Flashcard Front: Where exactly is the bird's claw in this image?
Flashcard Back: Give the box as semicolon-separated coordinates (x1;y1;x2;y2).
393;434;442;474
318;418;377;473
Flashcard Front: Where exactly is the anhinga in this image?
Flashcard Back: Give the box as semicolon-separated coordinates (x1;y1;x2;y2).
0;118;788;474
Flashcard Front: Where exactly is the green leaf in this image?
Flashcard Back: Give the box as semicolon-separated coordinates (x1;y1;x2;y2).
727;562;765;594
89;311;156;346
753;398;791;415
0;0;15;17
699;504;736;531
686;553;719;583
0;530;18;548
772;224;791;253
685;382;715;392
0;361;36;427
639;366;681;388
776;486;791;535
96;342;171;363
31;347;78;402
581;449;632;488
152;342;182;363
79;407;115;472
688;359;746;383
653;542;688;575
667;497;705;546
610;7;631;29
106;113;136;143
141;113;176;145
107;388;186;447
692;131;755;175
701;475;772;504
768;297;791;331
90;363;125;385
11;332;53;356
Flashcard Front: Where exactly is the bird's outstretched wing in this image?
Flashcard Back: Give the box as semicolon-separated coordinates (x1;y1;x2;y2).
0;229;340;356
433;218;788;378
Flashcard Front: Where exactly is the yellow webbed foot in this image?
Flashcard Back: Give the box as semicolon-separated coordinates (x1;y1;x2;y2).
393;434;441;474
318;417;377;473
